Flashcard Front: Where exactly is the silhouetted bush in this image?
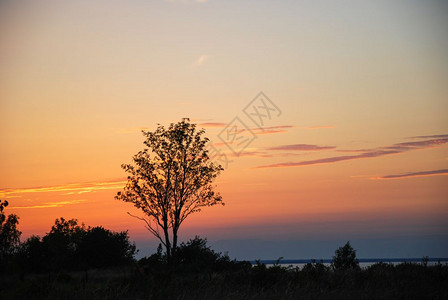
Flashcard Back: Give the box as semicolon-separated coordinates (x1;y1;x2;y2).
331;241;360;271
2;236;448;299
17;235;44;273
138;236;249;277
250;258;292;289
174;236;225;273
301;259;331;282
77;226;136;268
16;218;136;273
0;200;21;272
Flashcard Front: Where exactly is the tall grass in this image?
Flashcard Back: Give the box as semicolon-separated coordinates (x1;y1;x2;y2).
2;260;447;299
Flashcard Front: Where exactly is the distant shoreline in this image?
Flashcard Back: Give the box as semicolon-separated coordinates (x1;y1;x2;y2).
250;257;448;265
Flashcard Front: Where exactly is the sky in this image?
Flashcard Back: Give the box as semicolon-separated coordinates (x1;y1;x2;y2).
1;0;447;260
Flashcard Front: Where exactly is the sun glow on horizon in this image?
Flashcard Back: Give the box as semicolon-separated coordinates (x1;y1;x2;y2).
1;0;447;258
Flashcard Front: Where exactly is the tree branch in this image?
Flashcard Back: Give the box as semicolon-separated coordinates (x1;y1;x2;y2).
127;212;166;248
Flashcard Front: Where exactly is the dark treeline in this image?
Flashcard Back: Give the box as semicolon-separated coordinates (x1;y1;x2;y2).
19;218;135;272
2;233;448;299
1;199;448;299
1;199;136;274
1;217;136;274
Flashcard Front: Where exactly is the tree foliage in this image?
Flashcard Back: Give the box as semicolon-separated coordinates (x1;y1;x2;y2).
0;200;21;263
77;226;137;268
174;236;225;270
18;218;137;272
138;236;249;276
116;118;224;259
332;241;360;271
40;217;86;269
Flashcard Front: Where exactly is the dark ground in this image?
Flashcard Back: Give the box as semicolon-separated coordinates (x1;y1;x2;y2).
2;261;448;299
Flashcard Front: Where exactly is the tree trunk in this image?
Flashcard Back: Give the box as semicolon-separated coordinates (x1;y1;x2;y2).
163;218;171;259
172;227;178;256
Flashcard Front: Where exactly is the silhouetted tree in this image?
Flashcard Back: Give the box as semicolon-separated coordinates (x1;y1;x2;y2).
77;226;136;268
116;119;224;260
332;241;360;271
0;200;21;264
139;236;243;276
41;218;85;270
175;236;220;268
17;218;137;272
18;235;43;272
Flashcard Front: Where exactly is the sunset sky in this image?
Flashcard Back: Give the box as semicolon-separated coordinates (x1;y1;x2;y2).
1;0;447;260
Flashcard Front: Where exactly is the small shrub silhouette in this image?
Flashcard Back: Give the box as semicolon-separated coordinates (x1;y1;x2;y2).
17;218;136;272
331;241;360;271
0;199;21;270
3;235;448;299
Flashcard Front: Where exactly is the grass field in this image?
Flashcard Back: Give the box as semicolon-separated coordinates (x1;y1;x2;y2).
2;260;448;299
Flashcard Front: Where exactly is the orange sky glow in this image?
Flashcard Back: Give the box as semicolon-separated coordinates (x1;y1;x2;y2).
1;0;447;259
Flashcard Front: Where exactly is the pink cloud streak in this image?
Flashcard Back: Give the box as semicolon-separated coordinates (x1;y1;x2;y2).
255;136;448;169
267;144;335;151
371;169;448;180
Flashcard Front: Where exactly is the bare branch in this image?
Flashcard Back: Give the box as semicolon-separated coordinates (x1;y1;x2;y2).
127;212;166;248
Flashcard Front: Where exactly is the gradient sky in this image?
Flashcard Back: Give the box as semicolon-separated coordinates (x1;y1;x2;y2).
1;0;447;260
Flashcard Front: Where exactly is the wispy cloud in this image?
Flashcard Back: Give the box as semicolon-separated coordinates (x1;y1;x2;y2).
199;122;227;128
229;151;273;158
408;134;448;139
226;150;308;158
267;144;335;151
261;125;295;130
255;136;448;169
1;179;126;198
385;138;448;151
371;169;448;180
255;129;287;135
10;199;87;209
256;150;399;169
305;125;335;130
199;123;294;136
194;54;210;66
350;174;375;178
336;149;373;153
252;125;295;135
337;137;448;153
200;123;294;134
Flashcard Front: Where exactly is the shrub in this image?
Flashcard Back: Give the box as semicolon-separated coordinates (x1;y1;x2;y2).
331;241;360;271
17;218;137;272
